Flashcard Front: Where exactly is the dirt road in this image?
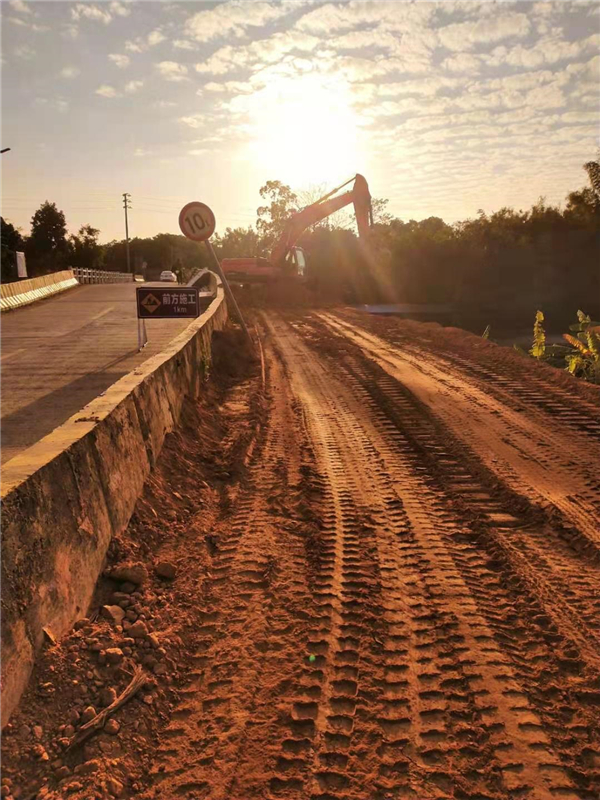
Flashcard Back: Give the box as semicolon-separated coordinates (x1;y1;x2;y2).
3;312;600;800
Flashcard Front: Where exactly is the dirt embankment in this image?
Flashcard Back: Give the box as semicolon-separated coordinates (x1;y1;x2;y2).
3;311;600;800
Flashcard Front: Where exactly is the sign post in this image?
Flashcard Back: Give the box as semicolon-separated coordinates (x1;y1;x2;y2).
178;201;253;347
135;286;201;351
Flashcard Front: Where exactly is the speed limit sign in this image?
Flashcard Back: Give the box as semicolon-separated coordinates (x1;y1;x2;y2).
178;201;216;242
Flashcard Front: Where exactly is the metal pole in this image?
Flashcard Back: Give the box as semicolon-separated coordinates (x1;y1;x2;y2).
204;240;253;347
123;193;131;274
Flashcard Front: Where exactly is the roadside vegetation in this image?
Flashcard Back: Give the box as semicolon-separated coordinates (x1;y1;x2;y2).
515;310;600;384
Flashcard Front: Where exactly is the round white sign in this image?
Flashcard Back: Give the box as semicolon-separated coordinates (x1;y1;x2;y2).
178;201;216;242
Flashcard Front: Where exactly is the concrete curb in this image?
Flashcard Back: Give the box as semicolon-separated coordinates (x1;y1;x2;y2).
1;287;228;726
1;270;79;312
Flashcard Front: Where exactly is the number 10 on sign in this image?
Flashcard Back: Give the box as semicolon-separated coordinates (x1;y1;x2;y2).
178;202;216;242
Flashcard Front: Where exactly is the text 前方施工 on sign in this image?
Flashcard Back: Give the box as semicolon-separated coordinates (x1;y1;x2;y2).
136;287;200;319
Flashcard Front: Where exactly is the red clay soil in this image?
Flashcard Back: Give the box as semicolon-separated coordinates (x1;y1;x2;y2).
2;313;600;800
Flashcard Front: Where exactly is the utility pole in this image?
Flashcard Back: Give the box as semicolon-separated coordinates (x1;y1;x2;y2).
123;192;132;273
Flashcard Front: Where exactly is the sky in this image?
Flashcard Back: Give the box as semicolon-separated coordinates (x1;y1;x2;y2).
1;0;599;243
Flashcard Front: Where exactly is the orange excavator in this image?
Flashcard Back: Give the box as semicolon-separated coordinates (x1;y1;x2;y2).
221;174;372;283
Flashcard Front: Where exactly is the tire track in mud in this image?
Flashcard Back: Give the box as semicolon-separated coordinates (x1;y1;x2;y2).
143;336;324;799
266;312;600;800
319;312;600;554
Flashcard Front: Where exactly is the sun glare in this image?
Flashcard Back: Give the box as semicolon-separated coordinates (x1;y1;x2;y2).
243;71;363;190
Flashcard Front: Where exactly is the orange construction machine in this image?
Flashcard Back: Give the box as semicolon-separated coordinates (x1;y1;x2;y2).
221;174;372;283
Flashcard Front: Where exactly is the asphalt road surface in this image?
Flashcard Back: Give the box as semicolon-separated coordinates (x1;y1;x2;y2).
1;282;194;465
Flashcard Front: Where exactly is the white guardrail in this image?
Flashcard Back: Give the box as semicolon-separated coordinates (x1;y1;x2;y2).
73;268;134;284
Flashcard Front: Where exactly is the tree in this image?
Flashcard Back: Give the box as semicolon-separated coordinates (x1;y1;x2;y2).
69;224;101;270
26;201;69;274
1;217;25;282
256;180;299;247
213;226;263;259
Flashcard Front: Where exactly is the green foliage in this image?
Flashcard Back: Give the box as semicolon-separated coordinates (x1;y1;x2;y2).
1;217;24;281
517;309;600;383
256;180;299;248
530;311;546;359
26;201;70;274
70;224;101;270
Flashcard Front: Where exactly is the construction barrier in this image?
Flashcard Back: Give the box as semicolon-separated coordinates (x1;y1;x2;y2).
0;270;78;312
1;287;228;726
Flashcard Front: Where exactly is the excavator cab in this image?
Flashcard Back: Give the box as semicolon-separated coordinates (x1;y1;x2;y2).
287;247;306;278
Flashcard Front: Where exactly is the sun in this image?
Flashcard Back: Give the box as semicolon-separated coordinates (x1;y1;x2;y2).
243;70;363;190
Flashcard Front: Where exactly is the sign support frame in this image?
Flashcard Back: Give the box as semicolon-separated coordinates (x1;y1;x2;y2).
137;318;148;351
204;240;253;348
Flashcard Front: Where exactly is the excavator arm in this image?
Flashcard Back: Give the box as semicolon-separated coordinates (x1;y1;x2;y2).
270;174;372;271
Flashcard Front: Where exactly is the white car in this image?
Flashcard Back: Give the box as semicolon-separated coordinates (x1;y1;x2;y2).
160;270;177;283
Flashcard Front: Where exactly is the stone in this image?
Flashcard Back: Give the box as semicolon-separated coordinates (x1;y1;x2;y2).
128;621;148;639
153;663;167;676
64;725;75;738
106;777;124;797
104;718;120;735
120;582;137;594
74;759;101;776
105;648;124;665
148;633;160;649
100;687;117;707
73;619;88;631
81;706;97;724
107;563;148;586
33;725;43;740
33;744;49;761
101;606;126;625
155;562;177;580
69;710;80;725
18;724;31;738
56;767;70;780
142;694;153;705
125;609;138;621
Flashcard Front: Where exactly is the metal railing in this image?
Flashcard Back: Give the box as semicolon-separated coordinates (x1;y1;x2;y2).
73;268;133;284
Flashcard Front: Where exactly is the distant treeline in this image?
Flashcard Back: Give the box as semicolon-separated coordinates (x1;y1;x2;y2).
2;174;598;332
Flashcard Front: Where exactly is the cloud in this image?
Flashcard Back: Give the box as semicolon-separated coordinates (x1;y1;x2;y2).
109;53;130;69
195;31;319;75
179;114;205;129
126;29;166;53
109;2;131;17
134;148;152;157
156;61;189;81
125;80;144;93
442;53;483;73
9;0;32;14
173;39;195;50
296;2;435;35
34;96;69;113
71;4;112;25
14;45;35;59
485;32;600;69
186;0;295;43
436;12;531;51
60;66;80;79
96;84;120;98
148;29;166;47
